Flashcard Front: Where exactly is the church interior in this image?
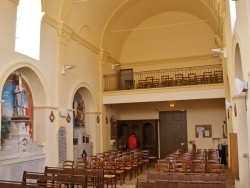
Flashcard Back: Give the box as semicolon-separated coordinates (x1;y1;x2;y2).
0;0;250;187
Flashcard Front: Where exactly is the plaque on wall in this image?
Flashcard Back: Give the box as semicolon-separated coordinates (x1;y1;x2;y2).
58;127;67;163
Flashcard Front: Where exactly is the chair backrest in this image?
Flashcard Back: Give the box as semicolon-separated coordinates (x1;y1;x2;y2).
63;160;74;168
22;171;53;185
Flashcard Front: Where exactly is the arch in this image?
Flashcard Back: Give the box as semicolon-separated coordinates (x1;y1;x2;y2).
69;82;97;113
231;33;250;187
78;25;93;44
0;62;50;106
100;0;219;50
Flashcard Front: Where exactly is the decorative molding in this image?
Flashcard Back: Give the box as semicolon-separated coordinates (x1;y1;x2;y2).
42;14;119;64
99;49;110;63
57;30;71;45
71;33;99;54
9;0;19;6
214;35;222;48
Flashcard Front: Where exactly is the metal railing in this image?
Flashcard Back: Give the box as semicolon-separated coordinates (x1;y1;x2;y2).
103;64;223;91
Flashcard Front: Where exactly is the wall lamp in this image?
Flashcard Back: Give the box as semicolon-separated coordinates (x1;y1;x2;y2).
211;47;227;58
225;100;232;110
111;63;120;69
61;65;76;75
234;78;248;95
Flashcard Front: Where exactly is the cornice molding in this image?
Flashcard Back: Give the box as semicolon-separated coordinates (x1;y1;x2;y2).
42;14;118;63
121;55;219;68
71;33;99;54
99;49;110;63
9;0;19;6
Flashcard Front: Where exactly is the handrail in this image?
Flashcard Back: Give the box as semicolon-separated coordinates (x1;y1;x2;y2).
103;64;223;91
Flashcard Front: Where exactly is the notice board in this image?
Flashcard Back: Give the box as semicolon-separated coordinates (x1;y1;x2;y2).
195;125;212;138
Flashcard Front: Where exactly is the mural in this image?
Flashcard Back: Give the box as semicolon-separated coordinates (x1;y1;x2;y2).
1;72;33;141
73;90;85;127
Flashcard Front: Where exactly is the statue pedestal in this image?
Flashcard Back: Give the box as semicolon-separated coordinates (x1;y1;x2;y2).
0;119;45;181
8;120;30;142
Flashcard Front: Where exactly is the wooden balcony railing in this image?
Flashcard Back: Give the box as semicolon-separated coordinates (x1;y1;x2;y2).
103;64;223;91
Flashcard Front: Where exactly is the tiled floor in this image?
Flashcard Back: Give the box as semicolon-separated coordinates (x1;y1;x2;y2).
116;166;235;188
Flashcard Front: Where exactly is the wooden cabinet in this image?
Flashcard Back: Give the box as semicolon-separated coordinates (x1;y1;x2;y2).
117;119;158;157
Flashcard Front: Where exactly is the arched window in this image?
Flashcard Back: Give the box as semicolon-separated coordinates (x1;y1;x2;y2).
229;1;236;32
15;0;44;60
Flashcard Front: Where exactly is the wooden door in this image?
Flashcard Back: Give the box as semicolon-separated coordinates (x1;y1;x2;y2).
120;69;133;90
159;111;187;158
117;120;158;157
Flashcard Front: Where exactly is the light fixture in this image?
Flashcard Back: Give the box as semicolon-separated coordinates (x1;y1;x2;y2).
210;47;227;58
170;103;175;107
111;63;120;69
234;78;248;95
225;101;232;109
61;65;76;75
59;109;69;117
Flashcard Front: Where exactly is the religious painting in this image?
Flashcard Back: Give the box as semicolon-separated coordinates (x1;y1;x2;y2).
73;90;85;127
1;72;33;141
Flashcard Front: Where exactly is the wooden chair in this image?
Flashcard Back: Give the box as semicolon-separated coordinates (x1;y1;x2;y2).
122;156;133;181
192;163;206;173
0;180;58;188
175;74;184;85
214;70;223;83
104;161;117;188
115;159;126;186
161;75;173;87
22;171;53;186
136;179;156;188
203;72;213;84
142;150;150;169
125;79;135;89
145;77;154;88
137;80;146;89
155;163;169;172
74;168;104;188
207;163;224;174
52;173;87;188
75;160;87;170
188;73;197;85
63;160;74;168
174;162;187;173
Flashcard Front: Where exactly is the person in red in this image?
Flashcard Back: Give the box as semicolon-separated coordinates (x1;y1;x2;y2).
127;133;137;149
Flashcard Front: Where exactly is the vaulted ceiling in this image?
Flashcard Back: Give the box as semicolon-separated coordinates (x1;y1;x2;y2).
44;0;225;64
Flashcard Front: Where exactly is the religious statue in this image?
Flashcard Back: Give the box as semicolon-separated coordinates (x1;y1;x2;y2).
76;99;85;126
13;72;25;117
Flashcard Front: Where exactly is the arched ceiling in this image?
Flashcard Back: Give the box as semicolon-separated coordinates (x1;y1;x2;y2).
45;0;223;63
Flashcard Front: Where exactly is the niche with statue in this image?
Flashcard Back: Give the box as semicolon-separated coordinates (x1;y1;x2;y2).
72;89;92;161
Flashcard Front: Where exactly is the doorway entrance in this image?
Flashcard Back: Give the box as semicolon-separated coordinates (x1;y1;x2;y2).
159;111;187;158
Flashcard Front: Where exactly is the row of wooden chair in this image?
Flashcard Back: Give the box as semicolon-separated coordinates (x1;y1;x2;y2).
136;180;226;188
59;150;149;187
22;170;87;188
155;162;224;174
0;180;58;188
132;71;223;89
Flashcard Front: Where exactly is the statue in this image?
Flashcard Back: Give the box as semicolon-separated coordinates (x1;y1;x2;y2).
76;100;85;126
12;71;28;120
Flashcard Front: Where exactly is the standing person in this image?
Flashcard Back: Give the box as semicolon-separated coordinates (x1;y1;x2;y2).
127;133;137;149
